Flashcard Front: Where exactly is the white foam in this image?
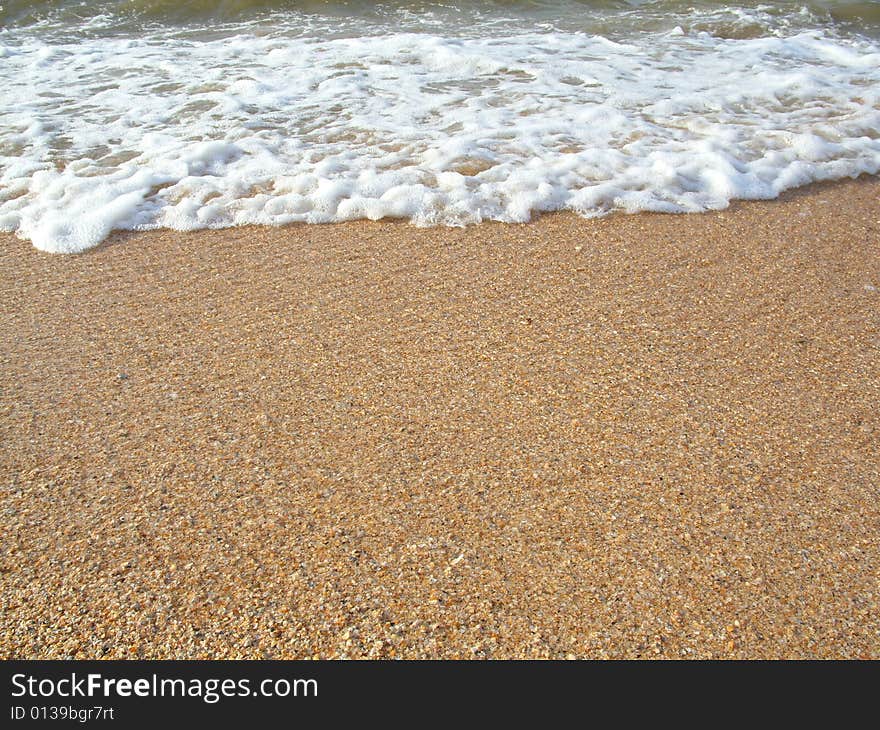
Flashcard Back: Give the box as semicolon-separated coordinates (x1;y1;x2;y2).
1;16;879;252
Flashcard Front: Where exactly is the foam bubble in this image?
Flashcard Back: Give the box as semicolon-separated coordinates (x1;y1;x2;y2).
1;13;879;252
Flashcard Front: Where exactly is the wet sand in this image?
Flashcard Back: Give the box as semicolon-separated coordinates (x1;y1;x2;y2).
1;177;878;658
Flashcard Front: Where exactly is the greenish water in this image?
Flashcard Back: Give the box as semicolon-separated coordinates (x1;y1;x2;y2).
3;1;880;38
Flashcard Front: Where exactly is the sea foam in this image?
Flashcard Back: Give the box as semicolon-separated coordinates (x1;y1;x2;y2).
1;9;879;252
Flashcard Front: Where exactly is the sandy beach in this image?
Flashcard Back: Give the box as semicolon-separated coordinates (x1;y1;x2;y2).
1;177;878;659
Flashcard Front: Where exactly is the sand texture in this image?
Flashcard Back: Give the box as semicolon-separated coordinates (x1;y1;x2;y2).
1;178;879;659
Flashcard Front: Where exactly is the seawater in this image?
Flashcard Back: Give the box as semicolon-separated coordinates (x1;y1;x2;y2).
1;1;879;252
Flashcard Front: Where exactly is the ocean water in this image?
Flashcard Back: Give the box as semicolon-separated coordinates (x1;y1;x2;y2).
1;1;879;252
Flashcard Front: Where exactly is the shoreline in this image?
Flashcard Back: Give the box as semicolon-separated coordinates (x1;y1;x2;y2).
2;176;878;658
8;174;880;258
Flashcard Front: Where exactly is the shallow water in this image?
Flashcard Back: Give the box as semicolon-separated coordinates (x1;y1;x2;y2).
2;1;879;251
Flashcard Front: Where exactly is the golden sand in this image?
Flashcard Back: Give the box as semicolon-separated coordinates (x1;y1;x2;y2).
1;178;878;659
